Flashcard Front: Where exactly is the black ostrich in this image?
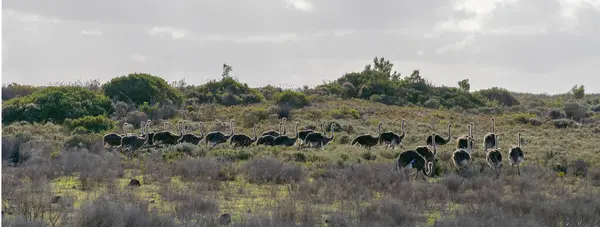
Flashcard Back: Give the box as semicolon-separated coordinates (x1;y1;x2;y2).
397;133;437;181
351;122;382;149
426;124;452;149
379;119;406;149
509;132;524;176
179;121;204;145
205;120;234;147
298;121;325;147
483;118;497;151
305;124;335;149
230;124;258;148
153;121;183;146
260;118;284;137
452;124;472;175
273;121;300;146
485;134;503;179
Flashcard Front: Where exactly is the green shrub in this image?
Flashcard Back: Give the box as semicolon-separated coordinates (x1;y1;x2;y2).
64;115;114;133
186;76;263;106
275;90;310;108
476;87;519;106
424;98;441;109
2;86;112;124
102;73;183;106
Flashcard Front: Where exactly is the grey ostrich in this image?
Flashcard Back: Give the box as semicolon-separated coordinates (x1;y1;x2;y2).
273;121;300;146
452;125;472;175
351;122;382;149
485;134;503;179
379;119;405;149
230;124;258;148
426;124;452;149
397;133;437;181
305;124;335;149
205;120;234;147
509;132;524;176
483;118;497;151
178;121;204;145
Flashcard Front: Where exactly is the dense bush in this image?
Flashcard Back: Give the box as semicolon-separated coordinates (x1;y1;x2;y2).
102;73;183;106
64;115;114;133
2;86;112;124
275;90;311;108
185;76;263;106
476;87;519;106
314;58;487;109
564;103;586;121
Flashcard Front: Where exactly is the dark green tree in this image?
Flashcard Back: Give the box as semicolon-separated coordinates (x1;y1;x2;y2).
458;79;470;92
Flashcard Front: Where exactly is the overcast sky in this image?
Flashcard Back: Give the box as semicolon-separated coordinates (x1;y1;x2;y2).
2;0;599;94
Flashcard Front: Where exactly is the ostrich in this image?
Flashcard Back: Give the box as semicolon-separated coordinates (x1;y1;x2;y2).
273;121;300;146
485;134;503;179
103;122;129;148
415;133;438;177
256;134;276;146
397;133;437;181
153;121;183;146
483;118;497;151
230;124;258;148
509;132;524;176
304;124;335;149
456;123;475;152
260;119;284;137
205;120;234;147
121;121;149;151
452;125;472;174
379;119;406;149
351;122;382;149
298;121;326;147
179;121;204;145
426;124;452;149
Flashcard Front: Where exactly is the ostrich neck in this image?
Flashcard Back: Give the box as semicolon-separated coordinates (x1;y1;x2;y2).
293;124;299;139
327;126;334;141
401;123;405;136
228;122;234;137
252;127;257;141
199;124;204;138
445;126;451;142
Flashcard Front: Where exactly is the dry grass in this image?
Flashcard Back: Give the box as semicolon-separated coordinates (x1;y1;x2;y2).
3;99;600;226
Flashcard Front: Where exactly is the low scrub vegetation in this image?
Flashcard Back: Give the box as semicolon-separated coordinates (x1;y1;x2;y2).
3;58;600;226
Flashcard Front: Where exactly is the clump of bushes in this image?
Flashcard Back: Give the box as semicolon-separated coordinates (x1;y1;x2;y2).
64;115;114;133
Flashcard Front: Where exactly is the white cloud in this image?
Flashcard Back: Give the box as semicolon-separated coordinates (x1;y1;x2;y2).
81;29;103;36
436;35;479;55
148;26;188;39
284;0;314;12
3;8;60;24
197;30;356;43
131;54;147;62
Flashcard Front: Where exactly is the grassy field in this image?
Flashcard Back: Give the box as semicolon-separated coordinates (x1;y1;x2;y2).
2;99;600;227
